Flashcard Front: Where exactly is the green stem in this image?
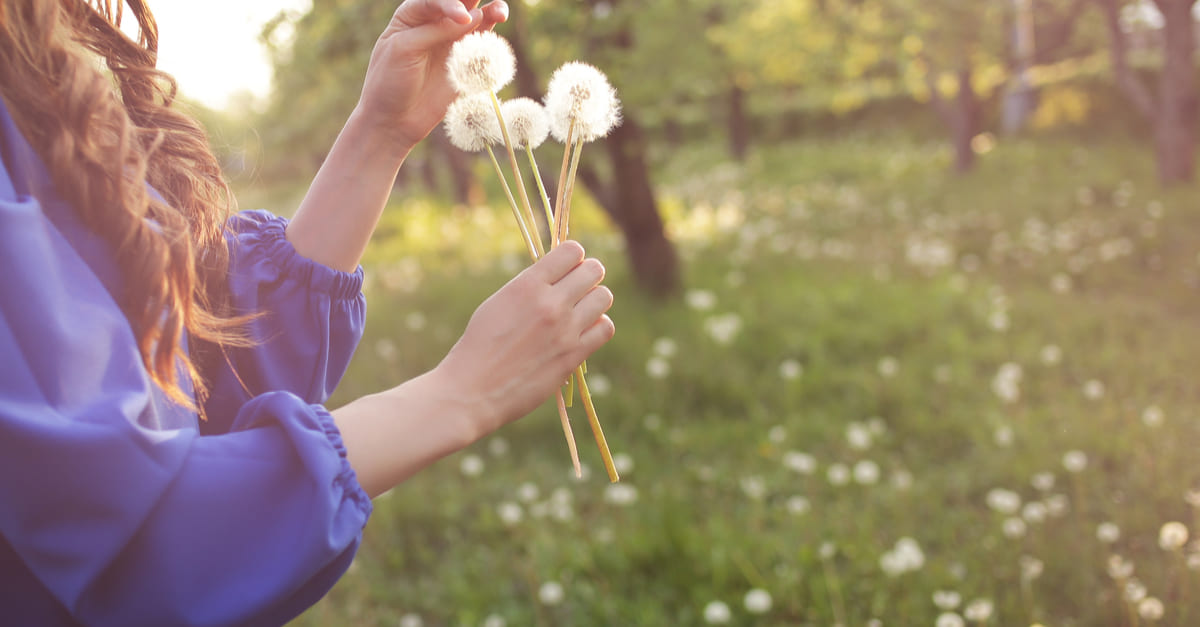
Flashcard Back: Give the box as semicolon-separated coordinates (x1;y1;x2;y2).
526;144;555;243
553;120;576;246
559;138;586;243
485;145;538;262
564;372;575;408
490;92;545;257
575;367;618;482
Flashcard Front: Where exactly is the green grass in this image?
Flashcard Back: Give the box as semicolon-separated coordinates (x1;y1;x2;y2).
289;133;1200;626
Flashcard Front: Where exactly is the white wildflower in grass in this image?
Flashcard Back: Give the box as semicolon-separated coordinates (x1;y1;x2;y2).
991;362;1023;403
399;613;424;627
881;537;926;576
460;454;485;477
445;94;502;152
1045;494;1069;517
496;502;523;526
1138;597;1165;621
779;359;803;380
704;313;743;345
986;488;1022;514
538;581;565;606
768;425;787;444
964;599;994;622
827;463;851;486
988;309;1009;332
685;289;717;311
612;453;634;475
1097;522;1121;544
877;356;899;378
932;590;962;610
783;451;817;475
786;495;811;515
1108;554;1134;579
1124;579;1147;603
603;483;638;506
819;542;837;559
646;356;671;379
935;612;965;627
743;589;772;614
544;61;621;143
1159;521;1189;550
1141;405;1164;427
652;337;678;358
1022;502;1048;524
587;372;611;395
1040;344;1062;365
1188;552;1200;571
846;422;873;450
1062;450;1088;473
500;98;549;149
703;600;732;624
1019;555;1044;581
1003;517;1028;539
1082;379;1106;400
446;31;515;95
481;614;507;627
516;482;540;503
740;476;767;500
488;436;510;457
1031;472;1056;492
853;460;881;485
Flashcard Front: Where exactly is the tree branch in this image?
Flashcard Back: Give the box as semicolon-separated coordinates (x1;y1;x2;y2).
1098;0;1156;119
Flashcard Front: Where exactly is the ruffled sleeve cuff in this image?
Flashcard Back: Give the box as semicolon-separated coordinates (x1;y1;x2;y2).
227;209;364;301
309;403;374;515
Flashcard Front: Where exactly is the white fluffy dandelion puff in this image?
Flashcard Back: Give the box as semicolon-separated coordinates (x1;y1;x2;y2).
444;94;501;152
501;98;550;149
544;61;622;143
446;31;515;95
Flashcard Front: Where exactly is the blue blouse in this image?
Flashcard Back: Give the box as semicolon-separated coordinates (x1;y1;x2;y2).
0;99;372;626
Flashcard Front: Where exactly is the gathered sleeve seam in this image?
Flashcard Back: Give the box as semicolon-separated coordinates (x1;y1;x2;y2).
231;210;364;301
308;404;373;516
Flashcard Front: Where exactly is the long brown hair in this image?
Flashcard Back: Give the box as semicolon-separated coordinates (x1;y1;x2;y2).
0;0;250;412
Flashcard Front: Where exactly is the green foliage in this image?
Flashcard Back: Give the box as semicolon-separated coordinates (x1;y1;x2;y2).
287;133;1200;625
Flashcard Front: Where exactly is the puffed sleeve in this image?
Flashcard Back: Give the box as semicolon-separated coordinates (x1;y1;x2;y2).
0;190;372;626
201;209;366;434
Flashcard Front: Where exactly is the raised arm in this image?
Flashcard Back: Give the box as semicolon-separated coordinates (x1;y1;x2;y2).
285;0;510;272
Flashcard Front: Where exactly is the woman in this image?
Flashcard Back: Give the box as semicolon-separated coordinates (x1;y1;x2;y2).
0;0;615;625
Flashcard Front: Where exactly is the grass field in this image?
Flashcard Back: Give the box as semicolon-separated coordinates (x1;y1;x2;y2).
287;133;1200;626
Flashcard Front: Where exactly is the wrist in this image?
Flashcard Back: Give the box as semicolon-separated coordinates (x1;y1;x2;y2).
343;105;417;166
392;367;491;451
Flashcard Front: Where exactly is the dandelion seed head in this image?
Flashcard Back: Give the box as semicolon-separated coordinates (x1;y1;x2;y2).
1019;555;1044;581
1124;579;1147;603
1097;522;1121;544
1138;597;1164;621
853;459;881;485
932;590;962;610
1031;472;1056;492
964;599;994;621
1003;517;1028;538
786;495;811;515
935;612;965;627
517;482;540;503
986;488;1022;514
1062;450;1088;473
496;501;523;526
1141;405;1164;427
703;600;731;624
538;581;565;605
460;453;485;477
782;451;817;474
1022;502;1048;524
500;97;549;149
846;422;873;450
447;31;515;94
603;483;638;506
399;613;424;627
1040;344;1062;365
1159;521;1189;551
545;61;621;142
445;94;502;152
481;614;507;627
1108;554;1134;579
827;463;850;486
743;589;772;614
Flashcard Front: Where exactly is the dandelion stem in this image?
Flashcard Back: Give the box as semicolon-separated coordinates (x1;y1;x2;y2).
556;389;581;478
490;92;545;256
559;138;586;244
564;372;574;408
553;119;576;246
485;145;538;261
525;145;555;243
820;552;846;627
575;366;618;482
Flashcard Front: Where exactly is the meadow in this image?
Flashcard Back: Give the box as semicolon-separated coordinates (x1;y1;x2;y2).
287;132;1200;626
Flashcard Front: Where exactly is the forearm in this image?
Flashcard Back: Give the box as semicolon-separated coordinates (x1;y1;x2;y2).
285;108;414;273
331;369;490;498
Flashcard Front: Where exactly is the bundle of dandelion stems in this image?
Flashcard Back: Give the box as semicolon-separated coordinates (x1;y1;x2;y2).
443;34;620;482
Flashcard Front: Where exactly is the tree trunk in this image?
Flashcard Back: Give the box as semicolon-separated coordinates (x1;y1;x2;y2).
1154;0;1197;184
952;68;981;173
583;118;680;297
728;81;750;161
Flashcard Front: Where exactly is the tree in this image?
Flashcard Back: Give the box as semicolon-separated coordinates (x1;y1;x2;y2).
1097;0;1197;184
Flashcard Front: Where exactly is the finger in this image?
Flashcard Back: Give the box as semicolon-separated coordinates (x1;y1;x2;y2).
477;0;509;28
394;0;471;27
577;314;616;353
572;285;614;329
392;7;483;50
555;258;605;303
528;240;585;284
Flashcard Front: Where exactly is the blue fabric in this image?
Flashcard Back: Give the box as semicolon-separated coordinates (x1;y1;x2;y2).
0;99;372;626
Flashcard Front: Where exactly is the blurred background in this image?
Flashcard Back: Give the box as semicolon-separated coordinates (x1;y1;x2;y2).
169;0;1199;625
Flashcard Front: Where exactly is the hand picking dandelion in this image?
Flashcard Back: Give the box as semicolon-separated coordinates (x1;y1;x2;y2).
444;33;622;482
